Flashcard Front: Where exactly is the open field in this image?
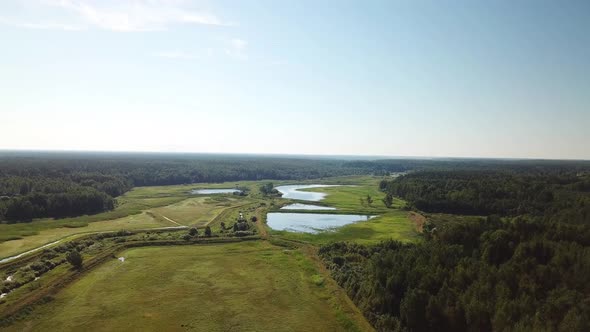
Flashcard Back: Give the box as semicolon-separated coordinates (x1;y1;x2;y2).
0;196;186;243
7;242;372;332
301;182;405;213
149;197;240;226
0;213;171;260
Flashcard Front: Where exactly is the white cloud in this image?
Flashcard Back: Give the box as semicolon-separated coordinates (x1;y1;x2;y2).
225;38;248;60
2;0;228;32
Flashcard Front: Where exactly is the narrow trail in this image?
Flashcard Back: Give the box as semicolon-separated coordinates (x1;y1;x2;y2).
254;206;269;239
408;211;426;232
0;240;62;264
161;215;183;227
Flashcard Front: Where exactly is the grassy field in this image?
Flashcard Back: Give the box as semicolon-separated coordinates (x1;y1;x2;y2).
8;242;372;332
149;197;241;226
0;196;186;244
300;183;404;213
0;213;171;259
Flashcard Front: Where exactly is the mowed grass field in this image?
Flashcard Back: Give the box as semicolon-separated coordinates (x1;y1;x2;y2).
149;197;241;226
8;242;372;332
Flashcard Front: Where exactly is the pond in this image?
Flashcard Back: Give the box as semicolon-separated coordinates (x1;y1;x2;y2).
280;203;336;211
275;184;339;201
267;212;373;233
191;189;241;194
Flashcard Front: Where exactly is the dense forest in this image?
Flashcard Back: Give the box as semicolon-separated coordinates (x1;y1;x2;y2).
381;170;590;224
321;166;590;331
320;217;590;331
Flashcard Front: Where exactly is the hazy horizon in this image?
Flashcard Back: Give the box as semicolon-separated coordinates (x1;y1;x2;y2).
1;0;589;159
1;148;589;162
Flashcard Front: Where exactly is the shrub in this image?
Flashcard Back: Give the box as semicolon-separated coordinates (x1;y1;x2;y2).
66;251;83;269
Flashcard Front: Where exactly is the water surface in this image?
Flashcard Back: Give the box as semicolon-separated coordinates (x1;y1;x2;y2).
275;184;339;201
280;203;336;211
267;212;373;233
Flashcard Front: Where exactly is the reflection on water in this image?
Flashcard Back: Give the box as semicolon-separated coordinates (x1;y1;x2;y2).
280;203;336;210
267;212;373;233
275;184;339;201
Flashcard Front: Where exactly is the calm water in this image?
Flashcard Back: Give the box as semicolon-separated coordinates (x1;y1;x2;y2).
191;189;240;194
280;203;336;210
267;212;373;233
275;184;339;201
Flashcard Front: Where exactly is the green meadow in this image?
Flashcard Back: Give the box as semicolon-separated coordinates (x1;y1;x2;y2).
7;242;372;332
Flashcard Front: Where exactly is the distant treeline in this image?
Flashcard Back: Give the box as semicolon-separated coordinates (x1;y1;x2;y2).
0;153;384;223
321;216;590;331
381;169;590;224
1;152;589;223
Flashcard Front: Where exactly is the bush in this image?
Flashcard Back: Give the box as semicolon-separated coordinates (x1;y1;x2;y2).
189;227;198;236
66;251;83;269
204;226;212;237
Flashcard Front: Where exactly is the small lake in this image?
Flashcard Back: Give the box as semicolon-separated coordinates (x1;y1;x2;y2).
191;189;241;194
280;203;336;211
267;212;373;233
275;184;339;201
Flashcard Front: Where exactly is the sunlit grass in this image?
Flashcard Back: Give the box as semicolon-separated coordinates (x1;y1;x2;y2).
6;242;370;331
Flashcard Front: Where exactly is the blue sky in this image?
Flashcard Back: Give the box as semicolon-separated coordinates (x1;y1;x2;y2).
0;0;588;159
